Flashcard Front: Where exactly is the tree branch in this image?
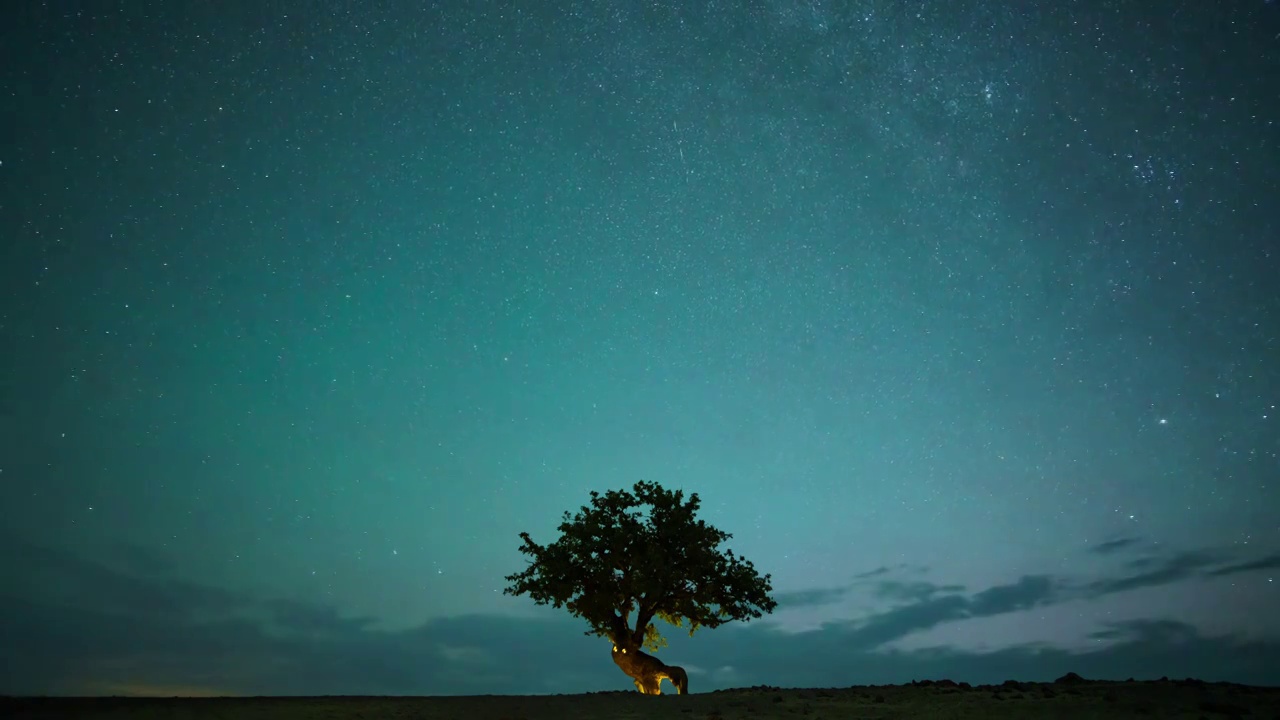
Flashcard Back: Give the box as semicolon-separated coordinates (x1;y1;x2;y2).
632;590;668;645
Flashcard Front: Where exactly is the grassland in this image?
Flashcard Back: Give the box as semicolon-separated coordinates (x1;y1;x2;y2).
3;675;1276;719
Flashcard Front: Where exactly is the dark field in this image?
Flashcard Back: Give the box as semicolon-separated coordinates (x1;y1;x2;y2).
4;676;1277;719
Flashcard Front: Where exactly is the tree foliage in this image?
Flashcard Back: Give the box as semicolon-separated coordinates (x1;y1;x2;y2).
503;480;777;652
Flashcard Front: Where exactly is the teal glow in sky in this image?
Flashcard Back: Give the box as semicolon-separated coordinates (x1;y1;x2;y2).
2;0;1278;696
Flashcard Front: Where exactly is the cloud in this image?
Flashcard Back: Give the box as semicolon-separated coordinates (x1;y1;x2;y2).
742;618;1280;689
102;541;177;578
1087;536;1142;555
772;566;965;610
1090;619;1200;645
773;585;850;609
1;537;1277;696
1078;551;1223;597
851;565;893;579
810;574;1058;652
0;534;242;623
262;598;377;637
871;580;966;603
1203;553;1280;578
769;540;1277;655
837;593;971;649
1055;540;1276;602
436;644;495;665
967;575;1057;616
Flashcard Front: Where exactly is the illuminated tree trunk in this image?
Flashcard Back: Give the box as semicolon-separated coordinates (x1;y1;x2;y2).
610;638;689;695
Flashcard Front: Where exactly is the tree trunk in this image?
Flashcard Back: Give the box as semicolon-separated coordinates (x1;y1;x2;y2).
610;639;689;695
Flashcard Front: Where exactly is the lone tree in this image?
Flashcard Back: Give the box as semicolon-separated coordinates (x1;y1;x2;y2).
503;480;777;695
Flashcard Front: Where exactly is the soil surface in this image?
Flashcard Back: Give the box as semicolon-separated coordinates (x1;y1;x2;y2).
3;675;1277;719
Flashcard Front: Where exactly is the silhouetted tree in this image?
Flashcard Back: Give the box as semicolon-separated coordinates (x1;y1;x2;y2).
503;480;777;694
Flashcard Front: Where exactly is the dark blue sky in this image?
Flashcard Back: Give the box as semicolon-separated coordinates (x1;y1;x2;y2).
2;0;1278;697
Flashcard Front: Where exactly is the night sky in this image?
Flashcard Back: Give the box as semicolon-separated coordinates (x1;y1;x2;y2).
2;0;1278;698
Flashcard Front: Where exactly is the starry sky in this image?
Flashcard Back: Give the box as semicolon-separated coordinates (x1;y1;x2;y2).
1;0;1278;698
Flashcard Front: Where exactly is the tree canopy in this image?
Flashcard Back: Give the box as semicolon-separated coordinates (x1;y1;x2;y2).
503;480;777;652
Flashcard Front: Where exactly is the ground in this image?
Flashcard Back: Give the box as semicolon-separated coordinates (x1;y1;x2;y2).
3;676;1277;719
